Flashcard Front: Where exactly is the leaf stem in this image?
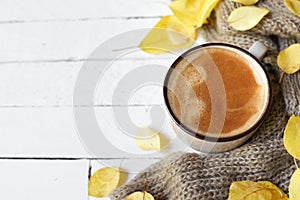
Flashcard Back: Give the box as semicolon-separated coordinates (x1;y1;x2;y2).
143;179;147;200
112;46;137;51
294;157;299;169
279;71;285;84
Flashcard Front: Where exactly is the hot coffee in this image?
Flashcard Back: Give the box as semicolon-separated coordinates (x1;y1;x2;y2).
167;47;268;137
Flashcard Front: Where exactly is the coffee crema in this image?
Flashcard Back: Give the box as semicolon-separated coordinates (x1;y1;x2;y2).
167;47;267;137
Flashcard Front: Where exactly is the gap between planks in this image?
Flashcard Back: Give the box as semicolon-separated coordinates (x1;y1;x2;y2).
0;16;163;24
0;104;164;108
0;157;162;160
0;57;175;65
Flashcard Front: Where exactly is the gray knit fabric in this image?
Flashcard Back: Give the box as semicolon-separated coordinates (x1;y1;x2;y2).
111;0;300;199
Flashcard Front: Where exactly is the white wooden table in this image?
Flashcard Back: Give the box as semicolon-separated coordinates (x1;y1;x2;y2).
0;1;204;199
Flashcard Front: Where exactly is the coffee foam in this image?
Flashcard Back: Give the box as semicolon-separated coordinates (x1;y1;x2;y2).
167;47;268;137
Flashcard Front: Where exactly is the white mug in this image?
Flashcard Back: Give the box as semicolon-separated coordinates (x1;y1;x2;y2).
163;42;271;153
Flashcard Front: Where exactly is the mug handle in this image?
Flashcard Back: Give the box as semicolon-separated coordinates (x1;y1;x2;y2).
248;41;268;61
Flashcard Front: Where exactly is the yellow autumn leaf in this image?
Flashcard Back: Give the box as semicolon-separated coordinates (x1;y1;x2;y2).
248;191;273;199
290;169;300;200
231;0;259;6
88;167;125;198
229;181;270;200
283;115;300;160
196;0;222;28
135;127;162;151
284;0;300;18
228;180;288;200
138;16;196;54
228;6;269;31
125;191;155;200
169;0;221;28
169;0;203;27
258;181;289;200
277;44;300;74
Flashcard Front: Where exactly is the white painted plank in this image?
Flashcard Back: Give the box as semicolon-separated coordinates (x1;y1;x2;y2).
0;159;89;200
0;19;158;62
0;0;172;22
0;107;89;157
0;19;205;62
0;59;175;106
0;62;80;106
0;106;193;158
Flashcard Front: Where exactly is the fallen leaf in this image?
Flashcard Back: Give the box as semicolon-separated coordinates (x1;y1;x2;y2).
277;44;300;74
169;0;203;27
228;180;288;200
197;0;222;28
229;181;270;200
284;115;300;160
228;6;269;31
258;181;289;200
125;191;155;200
290;169;300;200
88;167;124;198
284;0;300;18
138;16;196;54
169;0;221;28
231;0;259;6
135;127;162;151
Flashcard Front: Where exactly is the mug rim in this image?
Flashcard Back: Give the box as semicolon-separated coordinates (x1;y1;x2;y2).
163;42;272;142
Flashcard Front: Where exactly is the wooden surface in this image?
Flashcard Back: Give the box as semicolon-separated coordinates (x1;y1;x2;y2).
0;1;203;199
